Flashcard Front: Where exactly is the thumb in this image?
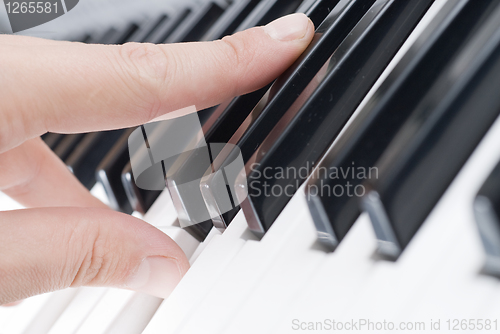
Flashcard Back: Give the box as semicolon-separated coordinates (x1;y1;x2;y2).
0;208;190;304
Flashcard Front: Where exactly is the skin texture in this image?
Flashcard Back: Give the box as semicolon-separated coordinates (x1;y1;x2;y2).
0;14;314;305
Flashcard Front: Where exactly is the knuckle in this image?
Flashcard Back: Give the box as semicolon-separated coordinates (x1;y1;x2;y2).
117;42;173;121
67;219;114;287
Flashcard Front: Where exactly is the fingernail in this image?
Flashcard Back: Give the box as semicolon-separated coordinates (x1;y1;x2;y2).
263;13;310;42
125;256;183;299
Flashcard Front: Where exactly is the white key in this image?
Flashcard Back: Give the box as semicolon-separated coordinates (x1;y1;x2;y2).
104;293;163;334
188;227;221;264
269;214;377;334
143;213;249;334
1;293;52;334
176;193;319;334
46;287;107;334
142;190;177;228
75;289;135;334
222;196;327;334
23;288;80;334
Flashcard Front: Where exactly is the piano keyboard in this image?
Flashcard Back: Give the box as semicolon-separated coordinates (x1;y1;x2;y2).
2;0;500;333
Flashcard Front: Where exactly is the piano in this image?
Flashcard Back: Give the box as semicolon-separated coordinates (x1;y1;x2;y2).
1;0;500;333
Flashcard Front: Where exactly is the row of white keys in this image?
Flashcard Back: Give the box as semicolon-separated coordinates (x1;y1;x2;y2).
176;191;326;334
221;193;327;334
143;213;250;333
1;293;52;334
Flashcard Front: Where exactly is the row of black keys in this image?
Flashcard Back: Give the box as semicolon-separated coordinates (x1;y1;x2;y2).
43;0;500;270
41;0;331;229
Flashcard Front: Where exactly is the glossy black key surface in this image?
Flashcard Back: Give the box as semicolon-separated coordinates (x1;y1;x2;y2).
202;0;262;41
54;134;86;161
303;0;342;26
235;0;304;31
363;1;500;259
240;0;433;236
201;0;376;230
165;2;226;43
475;161;500;276
66;130;126;190
121;108;216;215
165;0;333;238
113;23;141;44
42;133;64;149
121;162;162;215
95;129;135;213
305;0;490;252
147;8;192;44
129;14;169;43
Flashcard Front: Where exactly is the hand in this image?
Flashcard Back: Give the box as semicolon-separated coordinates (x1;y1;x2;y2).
0;13;314;305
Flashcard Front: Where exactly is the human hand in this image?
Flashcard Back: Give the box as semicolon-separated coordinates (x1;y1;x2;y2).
0;13;314;305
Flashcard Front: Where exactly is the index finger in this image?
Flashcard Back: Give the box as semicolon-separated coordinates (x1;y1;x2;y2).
0;14;314;153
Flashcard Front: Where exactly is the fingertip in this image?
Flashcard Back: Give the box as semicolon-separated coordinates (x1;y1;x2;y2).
262;13;314;43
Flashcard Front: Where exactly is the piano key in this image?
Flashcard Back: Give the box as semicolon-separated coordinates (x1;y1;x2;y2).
201;0;262;41
295;0;318;14
390;93;500;323
66;130;125;190
1;293;52;334
121;162;162;214
104;293;163;334
143;214;249;334
112;23;141;45
122;108;215;216
87;28;119;44
22;288;80;334
301;0;342;26
176;192;320;334
474;161;500;276
42;133;64;149
128;15;169;43
165;1;227;43
235;0;304;32
53;133;86;161
95;129;135;213
166;0;335;237
363;0;500;259
221;195;326;334
147;8;192;44
74;289;135;334
201;0;377;231
239;0;433;236
305;0;485;251
47;287;108;334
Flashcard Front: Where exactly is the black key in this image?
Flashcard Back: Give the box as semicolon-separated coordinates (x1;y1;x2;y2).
475;161;500;276
202;0;262;41
42;133;64;149
53;134;86;161
302;0;341;25
362;1;500;260
235;0;304;32
121;162;162;215
89;28;119;44
296;0;319;14
96;128;135;213
165;2;226;43
200;0;376;230
305;0;488;252
129;14;169;43
147;8;192;44
122;108;217;215
66;130;126;189
239;0;433;236
113;23;141;44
